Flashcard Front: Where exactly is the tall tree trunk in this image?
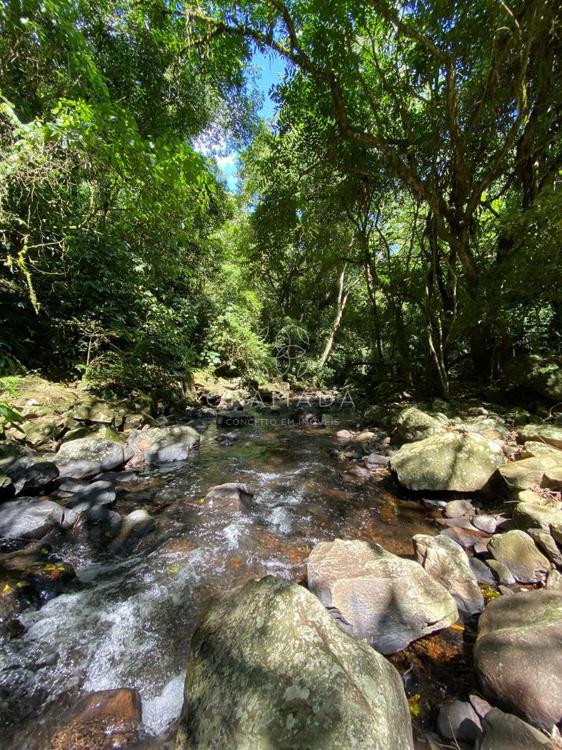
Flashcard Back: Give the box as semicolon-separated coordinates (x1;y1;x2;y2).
318;264;349;370
363;257;384;364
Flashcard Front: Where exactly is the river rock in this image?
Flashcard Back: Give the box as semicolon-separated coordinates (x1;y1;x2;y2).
477;708;556;749
336;429;354;441
0;454;59;496
0;497;66;540
413;534;484;616
513;502;562;540
307;539;458;654
390;432;505;492
72;401;119;425
108;509;154;554
394;406;446;444
61;479;116;505
74;506;123;547
177;576;414;750
488;530;550;583
485;559;516;586
527;528;562;566
62;424;123;443
520;441;562;459
474;590;562;729
443;525;490;549
542;467;562;490
472;514;501;533
0;549;75;614
61;480;117;524
55;438;127;478
364;452;390;468
518;424;562;449
205;482;255;511
20;416;61;448
215;431;239;446
0;472;13;499
49;688;142;750
444;499;475;518
505;354;562;403
126;425;200;465
517;488;559;507
470;557;496;584
438;699;482;743
496;456;561;492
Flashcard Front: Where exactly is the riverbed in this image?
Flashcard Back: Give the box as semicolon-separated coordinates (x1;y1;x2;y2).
0;409;455;748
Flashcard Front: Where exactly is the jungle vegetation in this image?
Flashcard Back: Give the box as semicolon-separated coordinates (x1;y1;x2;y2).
1;0;560;399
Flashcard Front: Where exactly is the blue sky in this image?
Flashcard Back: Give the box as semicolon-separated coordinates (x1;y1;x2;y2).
216;50;286;191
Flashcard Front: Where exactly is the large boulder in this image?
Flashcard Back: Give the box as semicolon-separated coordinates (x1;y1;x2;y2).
307;539;458;654
413;534;484;616
126;425;200;466
474;590;562;729
518;424;562;450
55;438;127;478
176;576;414;750
394;406;446;444
476;708;556;750
487;530;550;583
390;432;505;492
0;497;66;540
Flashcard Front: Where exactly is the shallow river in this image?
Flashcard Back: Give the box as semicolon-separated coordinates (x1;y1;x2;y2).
1;410;444;747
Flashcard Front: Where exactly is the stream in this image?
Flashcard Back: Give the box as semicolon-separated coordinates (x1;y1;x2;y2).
0;409;448;748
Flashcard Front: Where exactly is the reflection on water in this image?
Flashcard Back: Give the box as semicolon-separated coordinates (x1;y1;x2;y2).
0;412;437;746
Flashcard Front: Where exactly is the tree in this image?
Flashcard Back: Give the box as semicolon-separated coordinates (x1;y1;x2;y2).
188;0;561;378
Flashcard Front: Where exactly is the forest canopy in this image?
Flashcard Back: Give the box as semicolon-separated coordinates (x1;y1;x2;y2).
1;0;561;398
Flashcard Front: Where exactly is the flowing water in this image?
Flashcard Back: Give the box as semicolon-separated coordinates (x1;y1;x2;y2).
0;410;440;747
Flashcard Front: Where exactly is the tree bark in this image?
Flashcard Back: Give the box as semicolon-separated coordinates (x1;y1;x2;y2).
318;264;349;370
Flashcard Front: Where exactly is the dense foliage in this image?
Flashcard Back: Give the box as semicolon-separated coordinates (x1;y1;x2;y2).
1;0;561;397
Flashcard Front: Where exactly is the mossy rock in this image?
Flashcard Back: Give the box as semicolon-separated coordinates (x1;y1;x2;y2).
62;425;124;444
390;432;505;492
518;424;562;449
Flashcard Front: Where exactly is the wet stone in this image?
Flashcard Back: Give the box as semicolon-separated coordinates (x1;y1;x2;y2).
0;454;59;496
204;482;255;511
48;688;143;750
0;498;66;541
